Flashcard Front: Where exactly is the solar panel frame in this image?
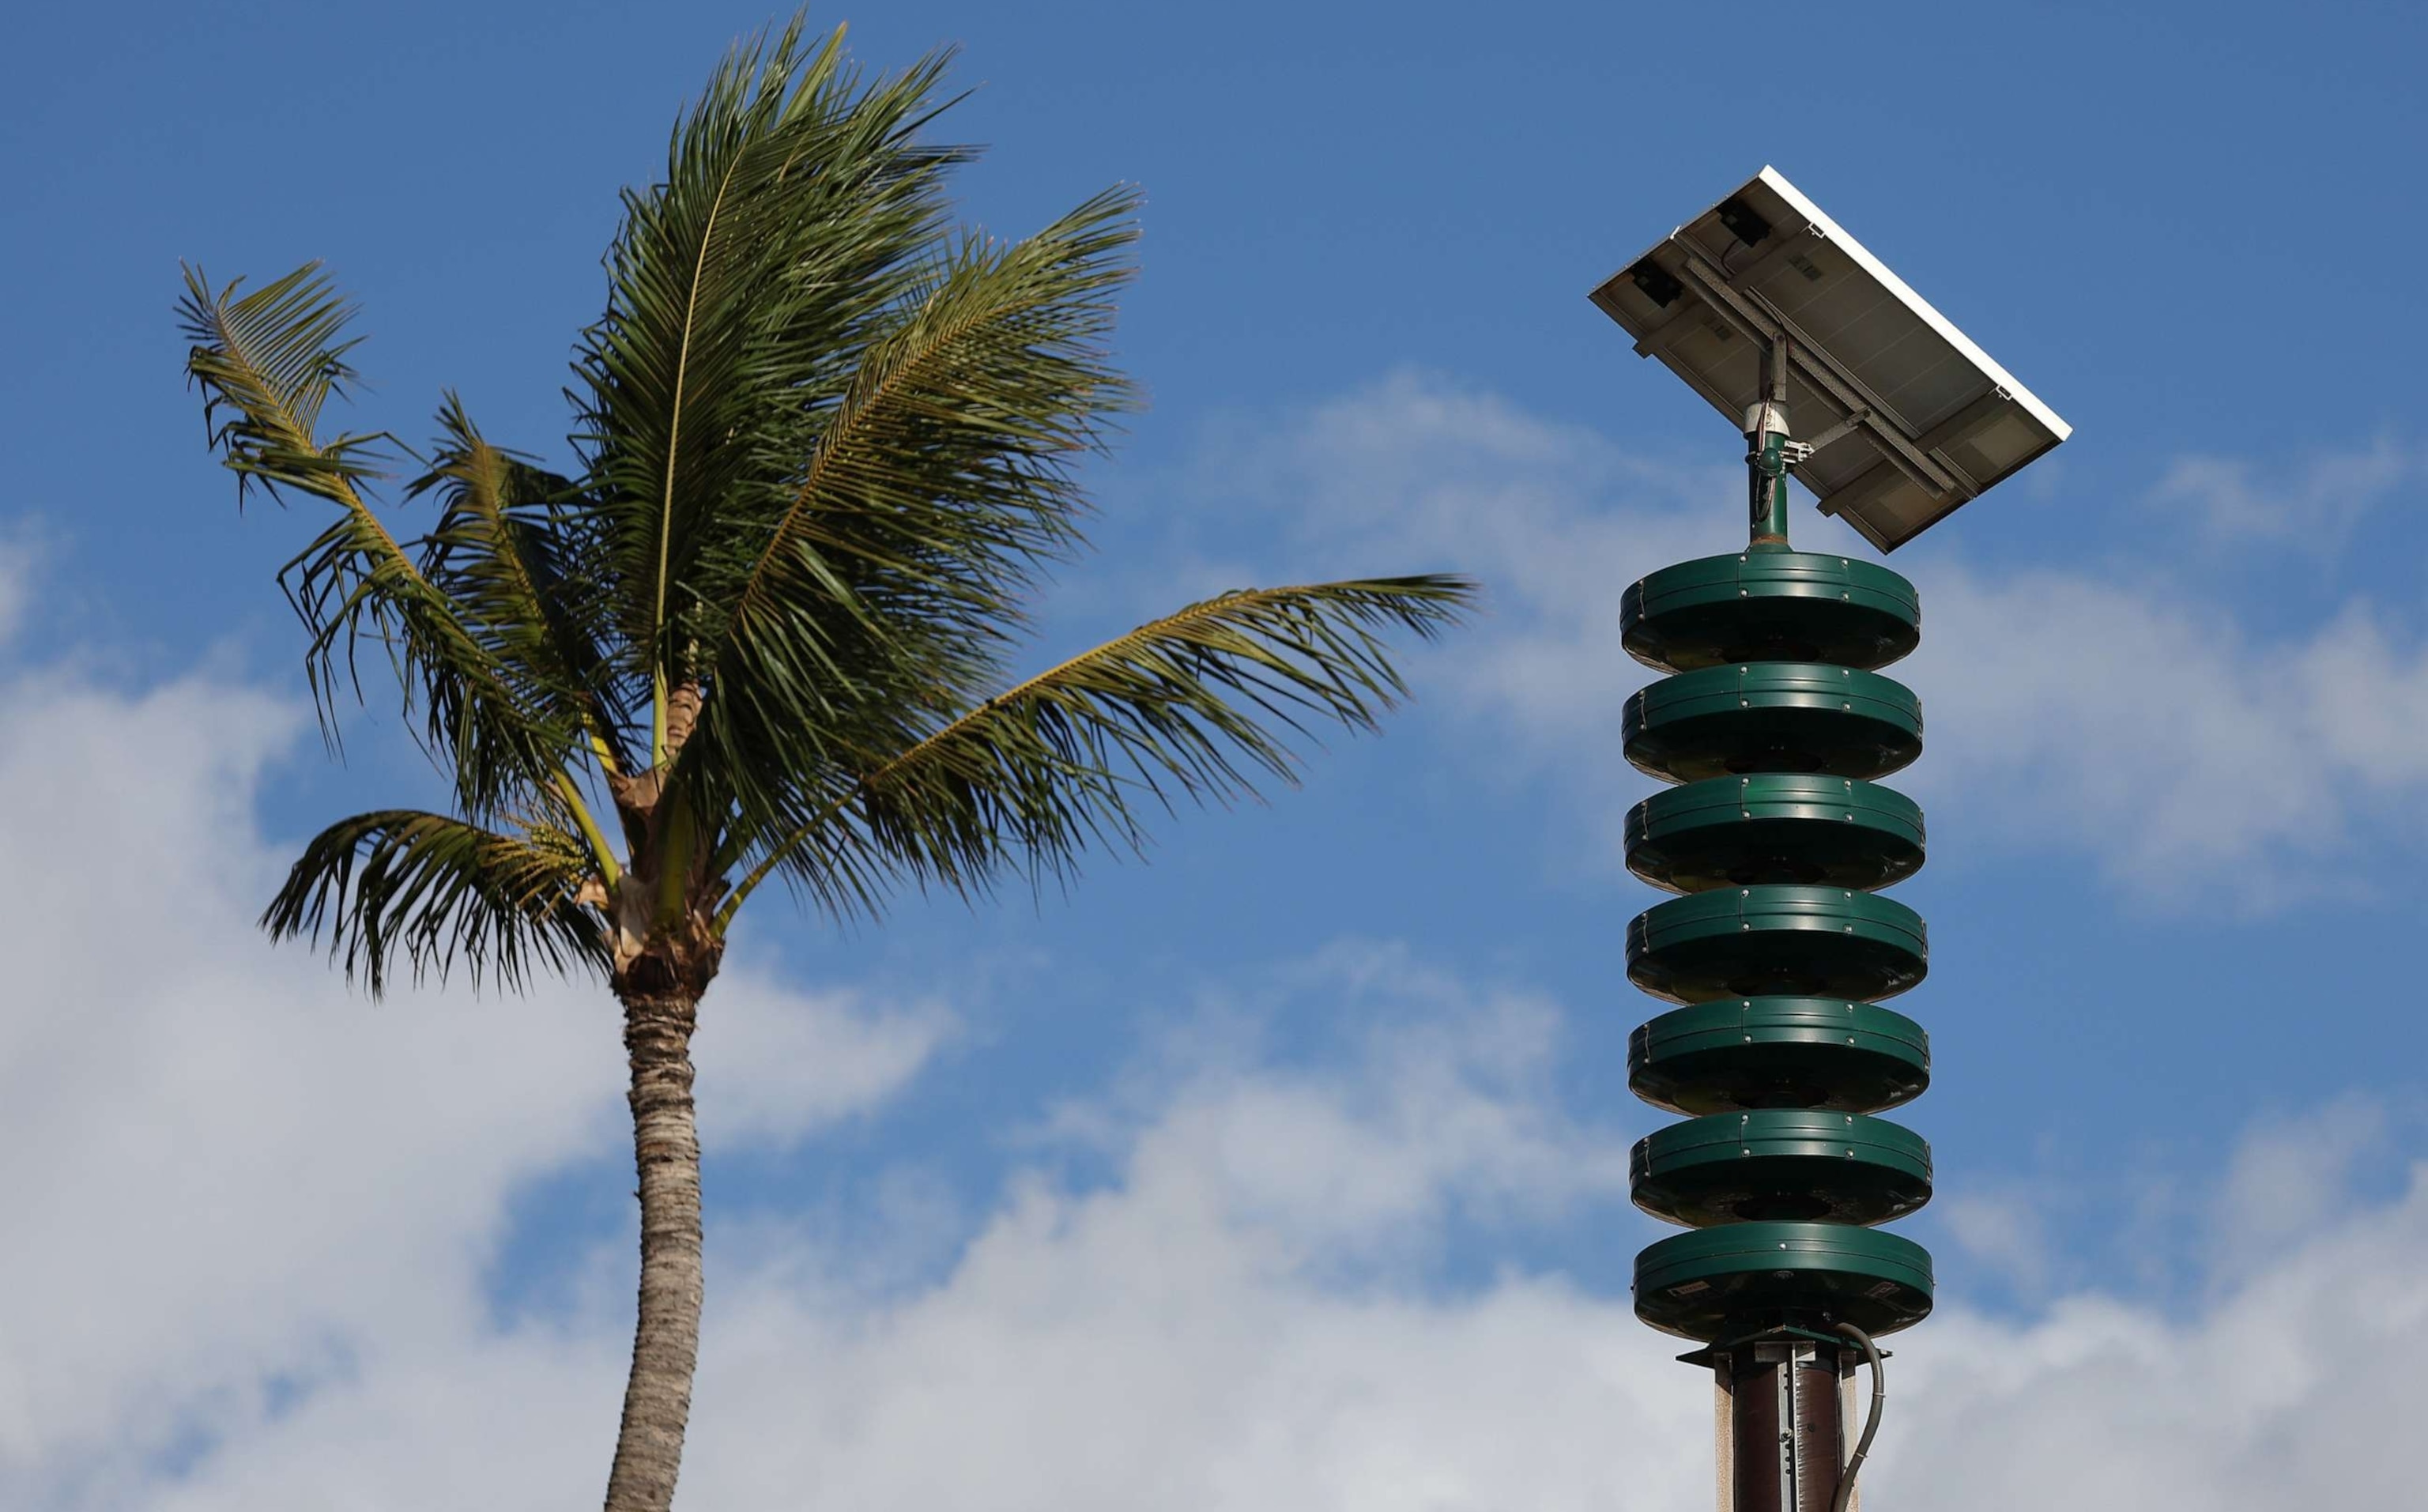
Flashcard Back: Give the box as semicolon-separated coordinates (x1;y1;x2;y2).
1590;167;2071;552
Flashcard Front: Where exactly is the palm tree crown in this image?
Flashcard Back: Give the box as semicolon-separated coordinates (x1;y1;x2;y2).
179;14;1472;1511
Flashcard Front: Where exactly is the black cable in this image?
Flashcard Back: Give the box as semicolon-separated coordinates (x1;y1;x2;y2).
1831;1322;1885;1512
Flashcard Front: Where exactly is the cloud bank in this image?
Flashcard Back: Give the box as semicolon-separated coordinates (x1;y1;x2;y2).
2149;434;2417;552
0;620;2419;1508
0;651;948;1507
1208;370;2428;905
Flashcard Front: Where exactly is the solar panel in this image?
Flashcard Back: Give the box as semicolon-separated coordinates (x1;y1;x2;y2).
1590;167;2071;552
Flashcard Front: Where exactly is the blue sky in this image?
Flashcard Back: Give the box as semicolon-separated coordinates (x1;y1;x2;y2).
3;2;2426;1506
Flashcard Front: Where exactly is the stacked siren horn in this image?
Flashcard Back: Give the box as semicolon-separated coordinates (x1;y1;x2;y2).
1619;504;1933;1508
1620;541;1933;1341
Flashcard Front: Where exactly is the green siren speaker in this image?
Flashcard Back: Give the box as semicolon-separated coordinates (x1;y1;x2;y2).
1589;166;2071;1512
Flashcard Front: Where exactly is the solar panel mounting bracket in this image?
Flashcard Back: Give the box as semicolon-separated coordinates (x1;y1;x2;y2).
1664;237;1965;503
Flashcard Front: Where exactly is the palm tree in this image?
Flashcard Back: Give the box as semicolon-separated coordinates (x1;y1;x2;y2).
178;14;1470;1511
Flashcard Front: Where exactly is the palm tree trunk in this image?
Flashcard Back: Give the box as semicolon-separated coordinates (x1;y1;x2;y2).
604;987;704;1512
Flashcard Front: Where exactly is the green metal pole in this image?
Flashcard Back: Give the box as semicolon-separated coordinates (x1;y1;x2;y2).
1747;334;1793;549
1748;425;1793;547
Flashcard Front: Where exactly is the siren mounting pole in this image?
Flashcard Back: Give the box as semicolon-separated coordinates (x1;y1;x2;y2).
1603;166;2069;1512
1746;332;1808;548
1628;317;1929;1512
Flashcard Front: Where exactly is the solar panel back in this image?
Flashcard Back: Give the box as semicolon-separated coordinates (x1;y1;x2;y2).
1591;168;2070;552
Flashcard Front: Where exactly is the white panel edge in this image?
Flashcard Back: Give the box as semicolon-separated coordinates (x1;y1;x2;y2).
1755;165;2072;443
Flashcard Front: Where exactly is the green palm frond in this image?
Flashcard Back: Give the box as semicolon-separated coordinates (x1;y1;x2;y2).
572;16;967;761
265;809;609;996
692;187;1142;835
714;575;1478;928
410;398;636;779
177;261;386;505
182;266;586;824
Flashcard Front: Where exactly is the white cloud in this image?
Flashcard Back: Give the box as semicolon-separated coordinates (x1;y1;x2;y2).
0;537;26;648
71;937;1693;1512
63;890;2428;1512
1884;1123;2427;1510
1210;371;1759;772
1209;370;2428;904
1901;570;2428;900
692;971;956;1152
1938;1178;2060;1296
2149;436;2417;552
708;1090;2428;1512
1027;941;1634;1265
0;647;945;1506
2210;1093;2391;1272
